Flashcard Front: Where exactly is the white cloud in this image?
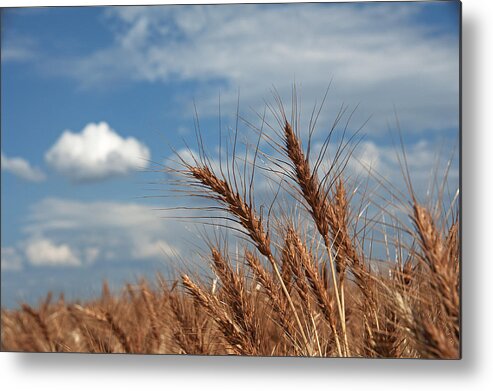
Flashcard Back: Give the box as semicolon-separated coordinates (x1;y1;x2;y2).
21;198;184;267
45;122;151;182
1;151;46;182
58;3;459;135
25;238;80;267
1;247;23;271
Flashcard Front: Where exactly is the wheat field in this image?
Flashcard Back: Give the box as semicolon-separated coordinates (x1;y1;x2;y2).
1;94;460;358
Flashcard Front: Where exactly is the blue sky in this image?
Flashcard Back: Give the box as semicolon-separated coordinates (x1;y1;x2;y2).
1;1;460;308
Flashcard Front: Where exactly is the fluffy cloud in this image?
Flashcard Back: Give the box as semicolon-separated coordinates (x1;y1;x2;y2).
45;122;150;182
58;3;459;135
1;151;46;182
21;198;183;268
25;238;80;267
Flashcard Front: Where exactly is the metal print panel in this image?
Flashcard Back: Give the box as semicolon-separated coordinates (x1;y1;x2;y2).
1;1;461;358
